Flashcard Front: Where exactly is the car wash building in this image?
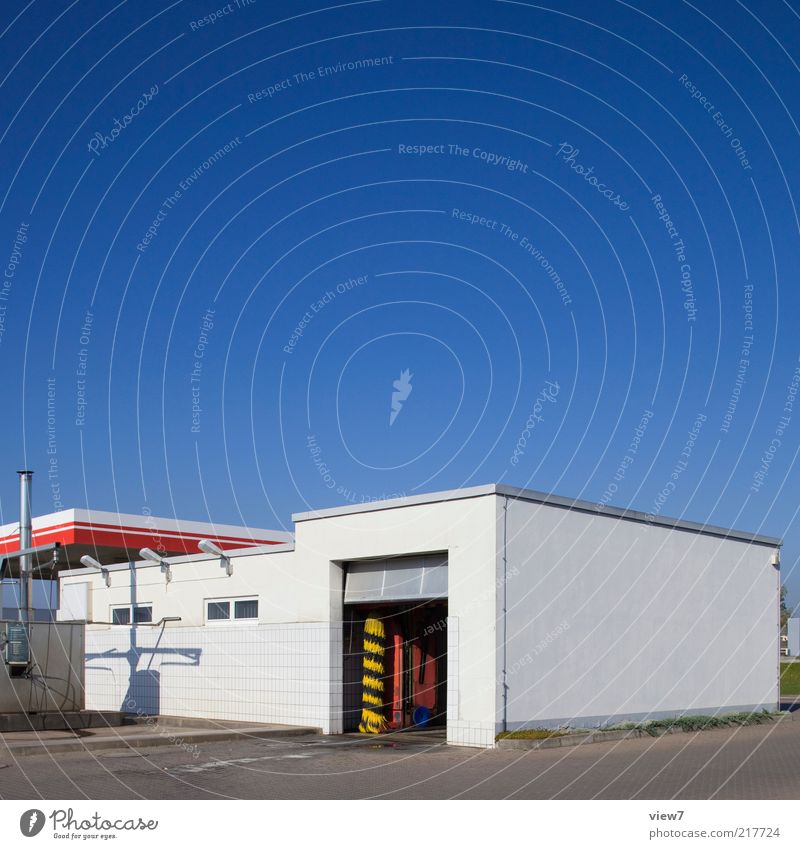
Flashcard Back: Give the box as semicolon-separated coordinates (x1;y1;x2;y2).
58;484;782;748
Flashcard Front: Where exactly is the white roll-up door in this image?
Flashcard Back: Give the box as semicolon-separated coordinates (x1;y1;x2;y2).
344;553;447;603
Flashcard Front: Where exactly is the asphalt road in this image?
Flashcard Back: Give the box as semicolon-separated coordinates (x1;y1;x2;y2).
0;721;798;800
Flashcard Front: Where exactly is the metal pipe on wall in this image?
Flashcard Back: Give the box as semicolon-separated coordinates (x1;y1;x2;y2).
17;470;33;624
501;494;509;734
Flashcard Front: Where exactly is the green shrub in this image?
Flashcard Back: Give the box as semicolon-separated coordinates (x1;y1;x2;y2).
498;710;779;742
608;710;775;736
496;728;569;740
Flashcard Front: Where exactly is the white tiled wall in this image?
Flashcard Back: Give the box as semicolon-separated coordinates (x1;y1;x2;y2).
84;622;338;732
446;721;496;748
444;616;496;748
446;615;459;722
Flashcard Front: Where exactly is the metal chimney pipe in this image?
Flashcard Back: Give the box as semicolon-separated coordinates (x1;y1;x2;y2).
17;470;33;623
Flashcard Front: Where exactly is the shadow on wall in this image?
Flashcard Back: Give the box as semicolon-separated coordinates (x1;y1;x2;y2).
85;639;202;716
124;669;160;716
84;561;201;716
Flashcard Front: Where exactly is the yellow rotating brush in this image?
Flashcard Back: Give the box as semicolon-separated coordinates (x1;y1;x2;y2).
358;613;388;733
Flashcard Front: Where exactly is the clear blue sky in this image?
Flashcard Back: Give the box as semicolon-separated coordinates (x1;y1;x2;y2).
1;0;798;608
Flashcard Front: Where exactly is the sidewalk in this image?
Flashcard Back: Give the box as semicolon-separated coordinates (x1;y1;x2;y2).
0;717;319;757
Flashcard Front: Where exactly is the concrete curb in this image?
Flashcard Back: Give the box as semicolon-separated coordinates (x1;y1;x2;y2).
125;714;279;730
496;713;799;751
0;711;132;733
0;724;320;758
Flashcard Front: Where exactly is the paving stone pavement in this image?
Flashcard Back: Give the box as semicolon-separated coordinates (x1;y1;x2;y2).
0;721;797;800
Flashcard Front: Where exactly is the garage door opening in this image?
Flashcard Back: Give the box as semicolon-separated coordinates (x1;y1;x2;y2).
342;554;447;733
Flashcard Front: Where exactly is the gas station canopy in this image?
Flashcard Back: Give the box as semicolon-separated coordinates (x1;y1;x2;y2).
0;508;292;577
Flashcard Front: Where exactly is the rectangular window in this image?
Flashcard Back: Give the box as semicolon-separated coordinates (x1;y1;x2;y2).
234;599;258;620
111;607;130;625
111;604;151;625
133;605;153;624
207;601;230;621
205;597;258;624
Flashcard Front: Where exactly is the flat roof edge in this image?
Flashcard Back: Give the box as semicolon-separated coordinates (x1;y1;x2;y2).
0;508;293;542
58;542;296;577
291;484;498;522
495;485;782;547
292;483;781;547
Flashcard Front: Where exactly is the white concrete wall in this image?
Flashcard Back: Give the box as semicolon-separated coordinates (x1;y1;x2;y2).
84;622;337;731
292;494;500;747
500;498;780;730
60;548;328;629
62;547;340;732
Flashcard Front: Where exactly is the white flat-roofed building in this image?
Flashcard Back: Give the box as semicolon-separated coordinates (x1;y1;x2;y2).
58;485;782;747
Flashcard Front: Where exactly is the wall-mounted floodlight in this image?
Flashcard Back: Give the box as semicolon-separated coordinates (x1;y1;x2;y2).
79;555;111;587
197;539;233;576
771;550;781;568
139;547;172;584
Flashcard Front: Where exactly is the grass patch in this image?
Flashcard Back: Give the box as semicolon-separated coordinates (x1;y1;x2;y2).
781;661;800;695
607;710;776;736
497;710;780;743
496;728;570;741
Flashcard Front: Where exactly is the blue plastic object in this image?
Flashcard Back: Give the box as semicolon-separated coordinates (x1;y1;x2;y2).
412;706;431;727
